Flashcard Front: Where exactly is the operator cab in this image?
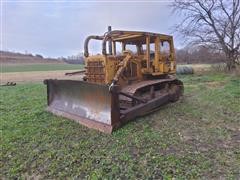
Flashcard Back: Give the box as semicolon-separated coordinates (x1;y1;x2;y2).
84;30;176;84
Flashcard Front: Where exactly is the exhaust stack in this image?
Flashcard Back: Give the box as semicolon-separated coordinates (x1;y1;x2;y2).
108;26;112;55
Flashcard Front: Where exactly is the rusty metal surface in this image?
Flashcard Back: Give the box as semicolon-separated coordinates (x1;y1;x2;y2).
43;28;184;133
47;107;114;133
45;79;113;125
85;60;105;83
65;70;85;76
84;35;104;57
118;83;183;124
121;77;176;94
83;29;173;56
120;92;170;123
102;30;172;55
44;78;183;134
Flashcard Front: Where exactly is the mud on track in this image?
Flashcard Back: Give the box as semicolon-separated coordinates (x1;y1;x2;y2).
1;70;84;84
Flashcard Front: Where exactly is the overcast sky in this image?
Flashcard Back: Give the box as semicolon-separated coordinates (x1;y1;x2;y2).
2;1;182;57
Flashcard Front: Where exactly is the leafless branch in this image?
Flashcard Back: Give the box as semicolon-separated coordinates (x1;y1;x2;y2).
172;0;240;70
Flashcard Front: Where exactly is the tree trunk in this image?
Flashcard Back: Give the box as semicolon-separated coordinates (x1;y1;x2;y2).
224;49;236;71
226;52;236;71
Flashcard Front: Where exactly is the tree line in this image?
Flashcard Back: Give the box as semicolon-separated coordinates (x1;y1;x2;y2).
176;45;226;64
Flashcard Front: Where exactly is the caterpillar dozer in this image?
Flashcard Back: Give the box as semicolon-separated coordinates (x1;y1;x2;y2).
44;28;183;133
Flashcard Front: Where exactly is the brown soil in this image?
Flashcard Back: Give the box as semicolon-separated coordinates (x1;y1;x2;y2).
0;70;84;84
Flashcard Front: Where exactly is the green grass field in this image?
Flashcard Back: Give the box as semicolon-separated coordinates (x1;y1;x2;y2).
1;73;240;179
1;64;84;73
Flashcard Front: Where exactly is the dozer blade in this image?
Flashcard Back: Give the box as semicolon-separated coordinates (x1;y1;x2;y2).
44;79;120;133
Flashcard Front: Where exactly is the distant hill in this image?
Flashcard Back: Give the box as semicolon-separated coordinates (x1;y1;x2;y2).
0;51;65;64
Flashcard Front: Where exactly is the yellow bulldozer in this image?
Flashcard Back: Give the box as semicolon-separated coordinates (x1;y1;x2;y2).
44;27;183;133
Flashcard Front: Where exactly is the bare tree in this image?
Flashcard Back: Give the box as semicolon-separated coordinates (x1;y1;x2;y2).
172;0;240;70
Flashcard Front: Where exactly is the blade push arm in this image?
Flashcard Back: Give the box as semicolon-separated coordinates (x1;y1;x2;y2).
109;51;132;91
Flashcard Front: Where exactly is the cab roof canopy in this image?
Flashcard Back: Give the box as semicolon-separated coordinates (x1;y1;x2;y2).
104;30;173;44
84;30;173;57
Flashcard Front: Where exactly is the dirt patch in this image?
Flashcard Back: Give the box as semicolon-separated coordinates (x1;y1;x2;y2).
0;70;84;84
205;81;225;88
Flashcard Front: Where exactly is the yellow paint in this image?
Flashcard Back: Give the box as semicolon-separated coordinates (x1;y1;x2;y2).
84;33;176;86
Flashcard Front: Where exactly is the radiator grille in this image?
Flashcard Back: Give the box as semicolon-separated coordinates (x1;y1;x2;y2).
85;61;105;83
